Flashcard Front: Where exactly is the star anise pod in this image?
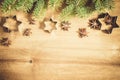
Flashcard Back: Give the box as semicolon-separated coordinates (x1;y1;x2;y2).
61;21;71;31
23;28;32;36
77;28;88;38
88;18;101;30
0;38;11;46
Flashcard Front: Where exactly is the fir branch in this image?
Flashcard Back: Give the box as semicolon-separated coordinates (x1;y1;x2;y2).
21;0;35;12
94;0;114;11
48;0;56;7
12;0;25;10
2;0;35;13
103;0;114;10
75;0;88;7
76;6;93;18
54;0;64;11
1;0;115;20
66;0;88;6
95;0;104;10
1;0;16;13
48;0;64;11
33;0;46;20
59;4;74;20
66;0;74;5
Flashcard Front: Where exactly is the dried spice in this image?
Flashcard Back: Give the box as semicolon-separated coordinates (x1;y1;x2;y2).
0;38;11;46
89;13;119;34
60;21;71;31
77;28;88;38
23;28;32;36
88;18;101;30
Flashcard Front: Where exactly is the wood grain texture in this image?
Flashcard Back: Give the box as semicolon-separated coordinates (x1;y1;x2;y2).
0;0;120;80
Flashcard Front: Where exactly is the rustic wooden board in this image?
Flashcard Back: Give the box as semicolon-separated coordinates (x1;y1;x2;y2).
0;0;120;80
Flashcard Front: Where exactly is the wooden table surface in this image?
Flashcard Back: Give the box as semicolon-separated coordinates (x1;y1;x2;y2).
0;0;120;80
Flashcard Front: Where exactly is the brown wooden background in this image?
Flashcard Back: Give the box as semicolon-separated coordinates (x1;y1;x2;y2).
0;0;120;80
